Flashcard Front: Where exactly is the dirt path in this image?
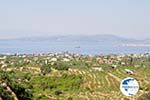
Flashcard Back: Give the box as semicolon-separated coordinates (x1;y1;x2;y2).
6;85;18;100
107;72;121;82
105;75;111;87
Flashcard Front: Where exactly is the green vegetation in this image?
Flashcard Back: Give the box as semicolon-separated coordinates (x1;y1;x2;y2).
0;71;33;100
0;53;150;99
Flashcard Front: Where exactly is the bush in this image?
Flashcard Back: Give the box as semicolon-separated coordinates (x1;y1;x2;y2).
0;86;14;100
10;83;33;100
0;70;33;100
52;62;69;70
40;64;51;75
67;96;73;100
54;90;63;96
138;92;150;100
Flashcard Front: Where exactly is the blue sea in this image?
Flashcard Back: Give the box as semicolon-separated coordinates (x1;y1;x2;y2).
0;41;150;55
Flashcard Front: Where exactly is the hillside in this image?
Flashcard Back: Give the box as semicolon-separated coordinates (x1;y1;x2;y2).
0;52;150;100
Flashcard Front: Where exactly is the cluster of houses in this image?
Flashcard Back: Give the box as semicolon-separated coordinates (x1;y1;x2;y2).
0;52;149;75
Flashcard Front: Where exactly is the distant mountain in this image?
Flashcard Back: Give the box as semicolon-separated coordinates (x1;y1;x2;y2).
1;34;150;46
11;35;128;42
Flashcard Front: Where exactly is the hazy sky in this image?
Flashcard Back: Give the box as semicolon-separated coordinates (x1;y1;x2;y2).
0;0;150;39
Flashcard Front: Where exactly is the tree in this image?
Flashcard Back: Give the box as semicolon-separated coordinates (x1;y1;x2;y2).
40;64;51;75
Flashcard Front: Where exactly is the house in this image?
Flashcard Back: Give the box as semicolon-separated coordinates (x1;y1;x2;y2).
92;67;103;71
50;58;57;62
121;62;125;65
112;65;117;69
63;58;70;62
125;69;134;75
0;56;6;60
1;64;7;68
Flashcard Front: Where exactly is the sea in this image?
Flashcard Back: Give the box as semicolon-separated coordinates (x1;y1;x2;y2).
0;41;150;55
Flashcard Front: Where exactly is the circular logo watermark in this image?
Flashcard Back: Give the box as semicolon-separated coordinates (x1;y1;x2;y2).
120;77;139;96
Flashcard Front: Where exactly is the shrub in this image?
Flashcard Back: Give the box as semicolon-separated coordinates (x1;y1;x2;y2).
138;92;150;100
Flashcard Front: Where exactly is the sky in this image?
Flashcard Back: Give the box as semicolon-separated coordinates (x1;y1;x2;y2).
0;0;150;39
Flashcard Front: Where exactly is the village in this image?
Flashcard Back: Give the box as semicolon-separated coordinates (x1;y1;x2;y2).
0;52;149;74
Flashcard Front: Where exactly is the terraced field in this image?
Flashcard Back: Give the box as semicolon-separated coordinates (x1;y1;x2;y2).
67;66;150;100
0;54;150;100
